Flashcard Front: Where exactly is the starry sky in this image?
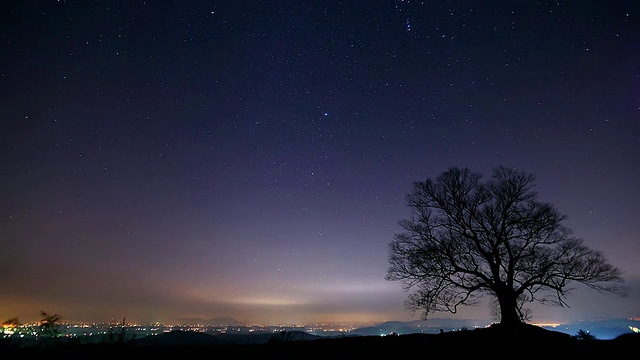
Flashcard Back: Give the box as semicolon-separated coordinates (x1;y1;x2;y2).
1;1;639;325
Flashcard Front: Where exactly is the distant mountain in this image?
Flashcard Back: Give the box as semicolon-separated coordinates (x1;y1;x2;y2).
177;316;241;326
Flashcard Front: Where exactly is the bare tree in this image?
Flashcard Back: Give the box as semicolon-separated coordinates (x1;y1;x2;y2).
103;317;133;344
38;311;63;346
386;166;628;327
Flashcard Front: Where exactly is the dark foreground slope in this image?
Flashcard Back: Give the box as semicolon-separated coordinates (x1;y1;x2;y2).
3;324;638;359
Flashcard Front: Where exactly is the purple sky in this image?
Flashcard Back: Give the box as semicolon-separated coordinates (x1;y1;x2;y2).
1;1;639;325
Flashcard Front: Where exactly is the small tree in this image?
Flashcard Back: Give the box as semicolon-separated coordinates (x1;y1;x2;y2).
2;317;20;344
103;317;134;345
38;311;63;346
2;317;20;333
573;329;597;341
269;330;302;343
386;166;628;327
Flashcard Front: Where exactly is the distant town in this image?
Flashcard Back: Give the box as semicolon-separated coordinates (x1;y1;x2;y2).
2;319;376;341
3;317;639;346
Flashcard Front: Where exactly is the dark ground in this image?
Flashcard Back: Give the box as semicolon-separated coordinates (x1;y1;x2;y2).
3;324;638;359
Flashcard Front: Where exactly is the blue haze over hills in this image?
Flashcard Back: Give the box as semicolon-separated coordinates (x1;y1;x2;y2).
178;317;638;341
349;318;639;340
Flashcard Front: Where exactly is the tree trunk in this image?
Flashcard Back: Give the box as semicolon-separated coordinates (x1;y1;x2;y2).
496;290;522;327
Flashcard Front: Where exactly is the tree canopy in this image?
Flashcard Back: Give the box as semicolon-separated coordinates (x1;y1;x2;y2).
386;166;628;326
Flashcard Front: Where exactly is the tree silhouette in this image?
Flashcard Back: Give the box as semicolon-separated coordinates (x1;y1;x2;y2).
2;317;20;341
2;317;20;330
38;311;63;346
386;166;628;327
103;317;134;344
268;330;303;343
573;329;597;341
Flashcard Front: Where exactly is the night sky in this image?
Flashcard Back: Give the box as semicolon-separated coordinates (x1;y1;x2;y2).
2;1;639;325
